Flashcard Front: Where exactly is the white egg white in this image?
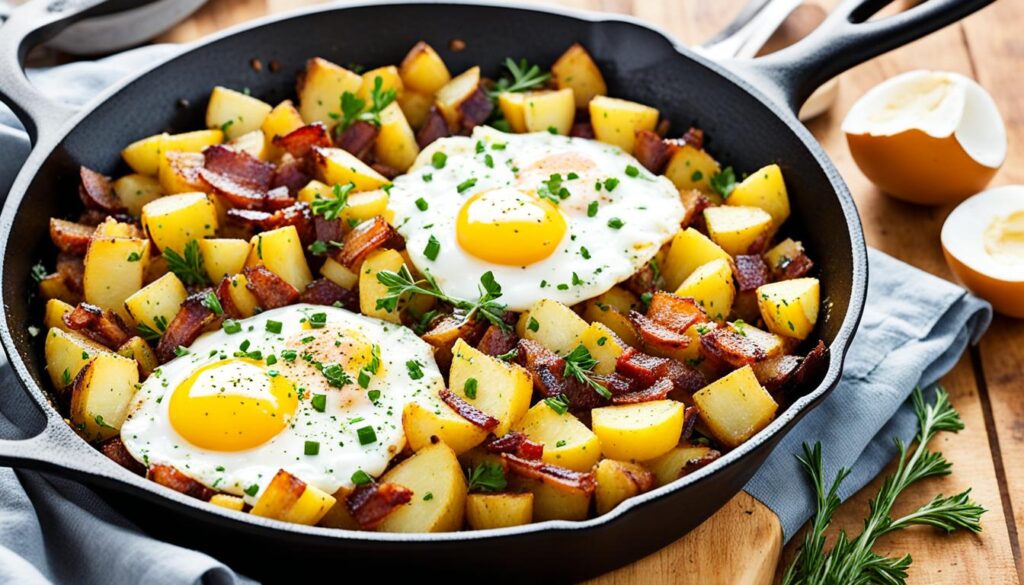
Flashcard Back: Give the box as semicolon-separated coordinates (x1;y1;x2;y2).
388;127;685;311
120;304;444;504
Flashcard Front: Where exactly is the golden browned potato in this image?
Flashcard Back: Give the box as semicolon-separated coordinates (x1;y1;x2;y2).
519;298;590;355
435;66;481;128
663;145;721;196
727;163;790;230
227;130;268;161
497;92;527;133
261;100;305;158
465;493;533;530
402;400;488;455
112;173;163;216
523;89;576;135
358;65;404;101
298;57;363;125
594;459;655;515
222;273;259;318
117;336;158;377
662;227;732;290
704;206;773;256
314;147;390;192
508;474;591;522
43;299;74;333
141;192;218;255
399;41;451;95
377;442;467;533
69;352;140;442
83;236;149;319
205;86;273;140
250;469;336;525
198;238;251;282
358;248;405;323
693;365;778;448
551;43;607;108
589;95;659;154
591;400;686;461
319;257;359;289
44;328;112;392
375;103;420;172
756;278;821;340
449;339;533;436
646;444;720;487
514;402;601;472
123;272;188;335
674;258;735;321
121;132;169;176
574;321;626;374
246;225;314;291
209;494;245;512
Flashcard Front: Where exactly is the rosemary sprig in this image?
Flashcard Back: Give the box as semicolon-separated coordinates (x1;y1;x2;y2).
164;240;209;286
782;387;985;585
562;344;611;399
375;265;509;331
488;57;550;97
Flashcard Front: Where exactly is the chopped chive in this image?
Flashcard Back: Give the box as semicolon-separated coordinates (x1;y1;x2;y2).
311;394;326;412
415;197;429;211
356;425;377;445
304;441;320;455
265;320;282;334
424;235;441;261
464;378;478;399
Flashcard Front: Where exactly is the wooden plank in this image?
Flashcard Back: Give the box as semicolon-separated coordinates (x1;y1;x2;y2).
156;1;1019;583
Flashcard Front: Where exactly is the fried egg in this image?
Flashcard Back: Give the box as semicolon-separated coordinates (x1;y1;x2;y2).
387;127;685;311
120;304;443;503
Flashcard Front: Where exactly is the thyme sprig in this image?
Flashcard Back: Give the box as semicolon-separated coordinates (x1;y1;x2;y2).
375;266;509;331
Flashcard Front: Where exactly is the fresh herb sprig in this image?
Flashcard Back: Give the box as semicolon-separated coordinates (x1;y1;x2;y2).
488;58;550;97
311;182;354;220
562;344;611;399
781;387;985;585
709;166;737;199
375;266;509;331
164;240;209;286
466;462;507;492
334;76;397;131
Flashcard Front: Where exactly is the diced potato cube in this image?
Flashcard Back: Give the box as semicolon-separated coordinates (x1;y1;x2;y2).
358;66;404;102
93;217;140;239
317;488;360;529
497;92;527;133
320;257;358;289
704;206;773;256
397;90;434;129
756;278;820;340
378;442;466;533
519;298;590;355
523;88;576;135
449;339;532;436
314;147;389;192
83;236;149;319
298;57;363;125
44;299;74;332
69;352;140;442
112;174;163;216
161;129;224;153
662;228;732;290
261;100;305;157
141;192;218;256
508;474;591;522
435;66;481;128
38;274;79;305
574;322;625;374
763;238;807;275
209;494;245;512
205;86;272;140
591;400;685;461
246;225;313;291
675;258;735;321
358;248;404;323
465;493;533;530
551;43;607;108
582;301;640;348
199;238;251;282
123;272;187;333
399;42;451;95
514;402;601;472
663;145;721;197
224;273;259;318
251;469;336;525
594;459;655;515
402;400;488;455
589;95;659;154
117;336;158;377
375;103;420;172
646;444;718;487
727;163;790;229
693;365;778;448
227;129;268;161
44;328;111;391
158;151;208;195
121;132;169;176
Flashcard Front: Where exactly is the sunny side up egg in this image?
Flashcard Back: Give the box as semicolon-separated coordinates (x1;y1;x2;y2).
120;304;444;504
388;127;686;311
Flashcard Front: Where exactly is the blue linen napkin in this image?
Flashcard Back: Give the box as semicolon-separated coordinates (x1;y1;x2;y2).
0;46;992;583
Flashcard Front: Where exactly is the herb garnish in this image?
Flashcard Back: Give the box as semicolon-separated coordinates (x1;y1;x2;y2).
334;76;397;131
710;166;737;199
466;462;507;492
375;266;509;331
562;344;611;399
311;182;354;220
164;240;208;286
488;58;551;97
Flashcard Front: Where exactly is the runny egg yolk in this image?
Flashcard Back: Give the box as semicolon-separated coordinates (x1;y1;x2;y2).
984;210;1024;267
456;187;567;266
169;358;298;451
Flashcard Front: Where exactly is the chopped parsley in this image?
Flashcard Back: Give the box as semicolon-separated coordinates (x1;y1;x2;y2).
310;182;354;220
311;394;327;412
710;166;737;199
607;217;624;229
466;462;507;492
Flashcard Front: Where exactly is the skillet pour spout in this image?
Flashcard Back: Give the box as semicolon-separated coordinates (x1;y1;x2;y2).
0;0;992;581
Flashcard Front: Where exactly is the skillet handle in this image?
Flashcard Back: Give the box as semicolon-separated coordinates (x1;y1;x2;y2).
732;0;995;114
0;411;111;478
0;0;121;143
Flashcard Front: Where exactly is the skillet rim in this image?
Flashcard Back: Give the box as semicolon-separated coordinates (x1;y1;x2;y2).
0;0;867;542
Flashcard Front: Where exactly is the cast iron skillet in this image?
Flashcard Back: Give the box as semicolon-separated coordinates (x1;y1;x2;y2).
0;0;991;581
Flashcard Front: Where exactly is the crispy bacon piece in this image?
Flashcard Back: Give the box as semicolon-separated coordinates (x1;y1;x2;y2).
782;253;815;280
335;120;379;161
439;388;500;431
662;358;706;397
215;276;244;319
263;187;296;211
751;354;801;393
678;446;722;479
228;202;315;246
746;229;773;255
99;437;145;476
345;482;413;530
271;155;312;197
792;340;829;389
49;219;94;255
334;216;396;270
204;145;274;190
56;253;85;293
156;291;219;363
458;87;494;132
515;339;607;411
630;312;689;350
273;122;332;158
63;303;131;349
416;107;449;148
569;121;595;139
634;130;673;174
734;255;770;292
244;266;300;310
503;454;596;494
199;169;263;209
476;324;519;357
314;216;345;245
299;278;358;311
681;126;704;150
79;166;126;214
680;189;712;230
648;291;708;333
680;406;700;443
615;347;705;397
371;162;401;180
422;315;489;371
623;263;657;296
148;464;216;501
699;326;769;368
485;431;544;460
611;377;673;405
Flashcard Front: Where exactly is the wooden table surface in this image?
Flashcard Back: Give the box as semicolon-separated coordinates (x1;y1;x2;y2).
156;1;1023;582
